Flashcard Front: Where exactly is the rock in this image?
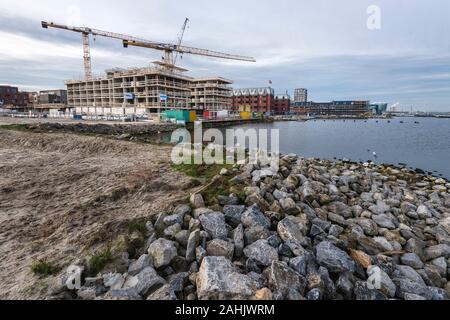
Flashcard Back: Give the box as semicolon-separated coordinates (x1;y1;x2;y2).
277;216;306;243
336;273;354;300
316;241;356;273
244;225;271;245
103;273;125;290
279;197;298;213
186;230;200;263
400;253;424;269
393;277;432;300
429;287;449;300
372;214;396;230
163;223;182;239
367;266;396;298
121;267;166;297
220;168;229;176
424;244;450;261
241;205;271;229
199;212;228;240
266;261;306;298
328;202;353;219
354;218;378;236
146;284;177;300
174;230;190;248
369;201;390;215
233;224;245;258
373;237;394;252
329;225;344;238
207;239;235;260
197;256;256;300
395;265;426;286
77;287;97;300
404;293;427;300
244;239;279;267
164;213;184;227
148;239;177;269
353;281;387;300
417;205;432;219
128;254;153;276
245;193;271;212
223;205;245;228
190;193;205;209
196;246;207;265
349;249;371;269
254;288;273;300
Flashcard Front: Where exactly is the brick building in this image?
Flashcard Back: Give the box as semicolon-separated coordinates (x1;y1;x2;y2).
273;94;291;115
0;85;29;107
232;87;274;113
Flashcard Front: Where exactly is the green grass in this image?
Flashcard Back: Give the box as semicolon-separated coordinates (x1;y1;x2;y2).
0;124;30;132
88;247;114;276
127;220;147;234
31;260;59;277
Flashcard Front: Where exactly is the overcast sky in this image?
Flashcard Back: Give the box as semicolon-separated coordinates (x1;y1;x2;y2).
1;0;450;111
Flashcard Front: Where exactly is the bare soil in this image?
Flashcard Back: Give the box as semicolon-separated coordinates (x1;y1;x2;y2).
0;129;195;299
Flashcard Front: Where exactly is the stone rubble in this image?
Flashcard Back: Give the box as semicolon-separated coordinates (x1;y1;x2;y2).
53;155;450;300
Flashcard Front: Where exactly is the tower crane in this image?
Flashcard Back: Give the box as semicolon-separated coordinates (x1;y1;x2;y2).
41;20;255;80
173;18;189;67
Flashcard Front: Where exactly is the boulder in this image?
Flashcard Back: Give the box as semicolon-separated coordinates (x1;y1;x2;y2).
199;212;228;240
148;239;177;269
207;239;235;260
243;239;279;267
197;256;256;300
241;205;271;229
316;241;356;273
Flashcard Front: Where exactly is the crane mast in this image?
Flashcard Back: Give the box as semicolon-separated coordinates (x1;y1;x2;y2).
41;20;255;79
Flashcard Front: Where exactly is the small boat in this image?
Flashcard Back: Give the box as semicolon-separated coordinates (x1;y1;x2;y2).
414;121;420;124
400;121;404;124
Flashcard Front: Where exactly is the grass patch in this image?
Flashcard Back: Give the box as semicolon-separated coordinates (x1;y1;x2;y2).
0;124;30;132
127;220;147;234
31;260;59;277
88;246;114;276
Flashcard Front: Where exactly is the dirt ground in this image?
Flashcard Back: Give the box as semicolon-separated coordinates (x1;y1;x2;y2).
0;128;196;299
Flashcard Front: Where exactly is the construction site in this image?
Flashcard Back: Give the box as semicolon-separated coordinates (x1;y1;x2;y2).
39;20;254;122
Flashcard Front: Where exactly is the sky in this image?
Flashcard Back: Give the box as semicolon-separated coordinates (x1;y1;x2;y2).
0;0;450;111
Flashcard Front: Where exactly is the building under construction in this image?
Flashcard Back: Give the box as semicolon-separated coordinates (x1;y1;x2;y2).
66;68;233;119
42;20;253;119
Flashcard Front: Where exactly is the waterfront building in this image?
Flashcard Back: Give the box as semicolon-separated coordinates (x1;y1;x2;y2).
232;87;274;114
369;103;388;115
291;100;370;117
294;88;308;103
273;94;291;115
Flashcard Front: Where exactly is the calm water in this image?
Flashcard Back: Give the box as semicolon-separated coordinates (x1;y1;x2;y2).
229;117;450;179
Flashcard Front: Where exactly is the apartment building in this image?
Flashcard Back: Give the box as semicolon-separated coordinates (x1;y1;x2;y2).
190;77;233;112
273;94;291;115
291;100;370;116
294;88;308;103
232;87;274;113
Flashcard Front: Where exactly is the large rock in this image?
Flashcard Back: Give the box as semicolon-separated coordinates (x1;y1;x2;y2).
400;253;424;269
199;212;228;240
223;205;245;228
266;261;306;298
241;205;271;229
277;216;306;243
372;214;396;230
197;256;256;299
243;239;279;267
186;230;200;263
146;284;177;300
148;238;177;269
121;267;166;297
233;224;245;258
367;266;396;298
207;239;235;260
424;244;450;261
316;241;356;273
128;254;153;276
190;193;205;209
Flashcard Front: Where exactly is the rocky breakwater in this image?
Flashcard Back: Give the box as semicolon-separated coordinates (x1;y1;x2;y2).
52;155;450;300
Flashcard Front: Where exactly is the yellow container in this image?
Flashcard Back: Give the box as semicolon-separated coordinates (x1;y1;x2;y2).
240;112;252;120
189;111;197;122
